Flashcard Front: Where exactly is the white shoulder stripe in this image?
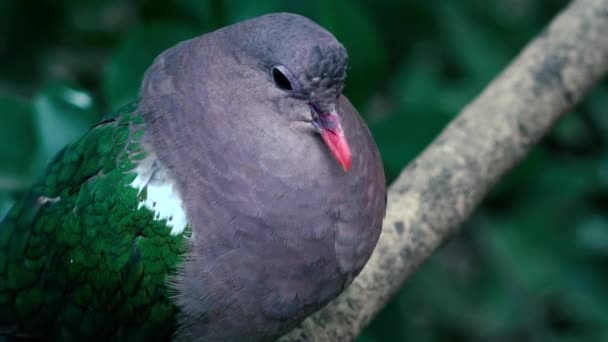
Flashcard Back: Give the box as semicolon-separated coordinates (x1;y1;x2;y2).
130;161;188;236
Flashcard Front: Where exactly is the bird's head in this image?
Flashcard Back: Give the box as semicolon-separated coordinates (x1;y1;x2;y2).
218;13;352;171
141;13;354;173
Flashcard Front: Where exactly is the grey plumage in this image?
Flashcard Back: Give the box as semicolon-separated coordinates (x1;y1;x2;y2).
140;12;386;341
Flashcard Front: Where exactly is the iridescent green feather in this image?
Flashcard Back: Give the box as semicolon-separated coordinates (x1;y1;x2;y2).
0;102;190;341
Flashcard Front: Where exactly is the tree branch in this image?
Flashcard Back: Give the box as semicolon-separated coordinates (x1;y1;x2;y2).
279;0;608;340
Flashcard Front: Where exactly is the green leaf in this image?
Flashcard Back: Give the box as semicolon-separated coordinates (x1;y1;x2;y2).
390;55;450;113
355;332;380;342
0;193;14;221
592;151;608;193
221;0;309;23
551;111;596;150
586;85;608;137
370;108;450;183
367;56;458;182
0;96;38;191
484;212;573;291
33;82;99;170
315;1;388;107
174;0;219;30
436;1;510;85
102;22;199;109
576;214;608;256
64;0;136;35
488;146;548;204
523;157;596;208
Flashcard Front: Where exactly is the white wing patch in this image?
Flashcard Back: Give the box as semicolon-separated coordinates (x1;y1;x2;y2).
131;160;188;236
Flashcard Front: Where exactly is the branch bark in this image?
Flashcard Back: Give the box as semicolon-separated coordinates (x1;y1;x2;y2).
280;0;608;340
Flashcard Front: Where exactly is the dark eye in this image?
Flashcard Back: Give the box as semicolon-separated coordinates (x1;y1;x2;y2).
271;67;293;91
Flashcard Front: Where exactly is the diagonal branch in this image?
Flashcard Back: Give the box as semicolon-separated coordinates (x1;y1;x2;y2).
279;0;608;340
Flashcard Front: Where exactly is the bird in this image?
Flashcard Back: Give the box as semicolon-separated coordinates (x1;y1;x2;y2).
0;12;386;341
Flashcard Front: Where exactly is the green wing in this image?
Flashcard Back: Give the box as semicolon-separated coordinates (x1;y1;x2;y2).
0;103;190;341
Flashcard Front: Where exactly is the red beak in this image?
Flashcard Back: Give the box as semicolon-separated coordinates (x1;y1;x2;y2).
311;104;352;172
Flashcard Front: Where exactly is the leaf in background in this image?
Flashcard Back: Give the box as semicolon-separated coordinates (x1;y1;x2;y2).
65;0;136;36
221;0;309;23
484;211;574;291
0;96;38;191
0;0;17;41
315;1;388;108
390;55;446;112
370;58;452;182
585;86;608;139
544;266;608;340
521;157;597;210
33;82;99;170
487;147;548;206
370;108;450;183
551;111;598;152
360;289;410;342
355;332;381;342
0;193;14;221
174;0;219;30
576;214;608;257
593;151;608;193
102;22;199;109
436;1;511;87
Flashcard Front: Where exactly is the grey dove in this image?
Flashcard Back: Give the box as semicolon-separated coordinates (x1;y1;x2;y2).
0;12;386;342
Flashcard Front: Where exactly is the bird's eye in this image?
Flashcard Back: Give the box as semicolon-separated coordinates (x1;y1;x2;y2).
271;66;293;91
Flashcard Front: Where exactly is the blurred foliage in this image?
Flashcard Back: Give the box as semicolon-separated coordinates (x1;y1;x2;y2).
1;0;607;341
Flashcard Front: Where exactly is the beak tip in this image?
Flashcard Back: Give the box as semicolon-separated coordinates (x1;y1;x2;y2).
311;104;353;173
341;157;352;172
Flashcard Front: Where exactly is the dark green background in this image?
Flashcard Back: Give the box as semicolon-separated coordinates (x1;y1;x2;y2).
2;0;608;341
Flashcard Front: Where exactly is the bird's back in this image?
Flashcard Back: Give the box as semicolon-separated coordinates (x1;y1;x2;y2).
0;102;189;341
